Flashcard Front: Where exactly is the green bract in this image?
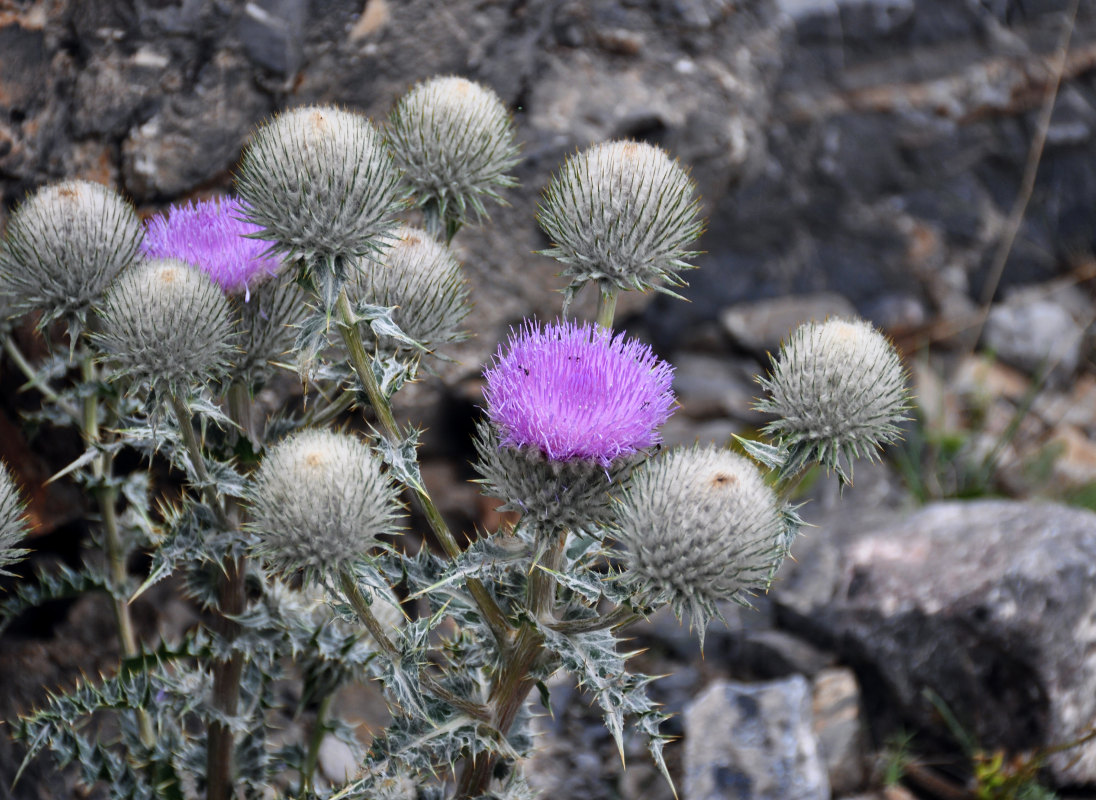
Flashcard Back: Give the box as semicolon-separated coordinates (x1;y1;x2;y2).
387;76;519;225
230;275;307;386
235;106;403;267
473;421;640;533
248;430;403;581
757;317;911;484
96;258;236;395
538;140;702;304
0;180;142;337
615;445;787;634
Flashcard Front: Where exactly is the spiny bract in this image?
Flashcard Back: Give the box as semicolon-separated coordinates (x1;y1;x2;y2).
0;461;30;576
473;421;641;533
483;319;675;467
141;197;281;297
615;445;787;634
0;180;142;332
230;276;306;386
350;225;469;353
248;430;403;581
757;317;910;484
235;106;403;264
387;76;519;224
96;258;236;394
538;140;702;303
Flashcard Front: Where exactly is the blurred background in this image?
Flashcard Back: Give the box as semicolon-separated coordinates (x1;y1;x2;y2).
2;1;1096;799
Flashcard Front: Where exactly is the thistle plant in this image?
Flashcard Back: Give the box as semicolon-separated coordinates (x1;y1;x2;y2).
0;73;911;800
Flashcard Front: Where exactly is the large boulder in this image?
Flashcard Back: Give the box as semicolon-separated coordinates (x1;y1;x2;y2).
775;499;1096;784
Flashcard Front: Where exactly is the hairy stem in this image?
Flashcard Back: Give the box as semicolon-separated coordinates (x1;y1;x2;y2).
337;570;491;722
595;285;618;330
80;358;154;748
333;289;511;646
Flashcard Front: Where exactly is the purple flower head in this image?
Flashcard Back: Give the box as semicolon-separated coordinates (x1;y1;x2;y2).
484;319;675;466
141;197;280;297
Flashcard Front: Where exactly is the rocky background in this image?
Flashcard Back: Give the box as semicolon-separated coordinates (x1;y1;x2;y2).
2;0;1096;798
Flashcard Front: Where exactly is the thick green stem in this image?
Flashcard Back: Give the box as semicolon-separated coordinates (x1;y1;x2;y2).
168;393;228;528
80;358;154;748
333;290;511;647
595;286;618;330
337;571;491;722
167;391;248;800
300;691;335;796
206;551;247;800
457;531;568;798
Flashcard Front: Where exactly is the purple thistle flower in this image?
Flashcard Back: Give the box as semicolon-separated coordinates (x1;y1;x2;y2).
484;319;675;466
141;197;280;297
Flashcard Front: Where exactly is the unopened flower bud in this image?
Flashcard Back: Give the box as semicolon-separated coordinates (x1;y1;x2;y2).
757;317;910;483
236;106;403;265
248;430;403;581
538;141;702;303
351;225;469;354
0;461;30;575
615;445;787;632
1;180;142;333
387;76;519;224
96;258;236;394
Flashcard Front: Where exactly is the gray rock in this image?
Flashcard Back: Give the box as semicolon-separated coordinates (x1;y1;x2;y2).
733;629;835;679
720;293;858;357
238;0;308;75
983;297;1084;380
685;676;830;800
775;500;1096;785
121;49;271;199
318;733;358;784
672;353;767;422
811;668;866;796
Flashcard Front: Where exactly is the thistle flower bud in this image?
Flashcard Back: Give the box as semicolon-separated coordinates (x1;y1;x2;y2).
0;461;30;576
350;225;469;354
615;445;787;631
235;106;403;265
231;276;306;385
538;141;702;303
0;180;142;334
96;258;236;394
756;317;910;483
141;197;281;297
387;76;519;225
248;430;403;581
